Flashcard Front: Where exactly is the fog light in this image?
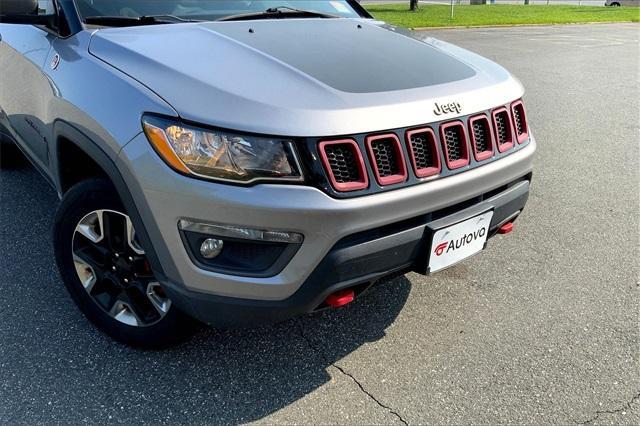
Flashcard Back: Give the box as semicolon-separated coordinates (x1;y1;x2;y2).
200;238;224;259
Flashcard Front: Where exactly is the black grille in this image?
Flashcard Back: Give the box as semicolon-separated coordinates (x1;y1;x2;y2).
472;118;491;153
409;131;437;170
370;138;400;177
324;144;361;183
313;101;529;198
443;125;465;161
494;110;512;147
512;104;526;137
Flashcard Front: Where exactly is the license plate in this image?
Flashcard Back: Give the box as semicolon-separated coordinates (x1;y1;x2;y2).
428;211;494;273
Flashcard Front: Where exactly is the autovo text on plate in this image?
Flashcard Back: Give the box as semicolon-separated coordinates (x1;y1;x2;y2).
428;211;493;273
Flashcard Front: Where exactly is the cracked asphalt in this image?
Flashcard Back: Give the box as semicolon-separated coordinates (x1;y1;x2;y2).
1;23;638;425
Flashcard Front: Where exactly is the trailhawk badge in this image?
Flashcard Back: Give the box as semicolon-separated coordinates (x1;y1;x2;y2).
433;101;462;116
428;211;494;273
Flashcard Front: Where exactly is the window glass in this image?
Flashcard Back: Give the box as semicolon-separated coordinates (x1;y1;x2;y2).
73;0;361;21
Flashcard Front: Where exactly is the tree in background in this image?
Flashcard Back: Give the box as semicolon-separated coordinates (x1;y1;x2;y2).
410;0;419;11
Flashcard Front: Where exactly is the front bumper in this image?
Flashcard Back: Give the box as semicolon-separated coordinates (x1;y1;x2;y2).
117;133;536;325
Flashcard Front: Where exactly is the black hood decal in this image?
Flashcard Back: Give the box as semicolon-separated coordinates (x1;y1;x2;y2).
211;20;476;93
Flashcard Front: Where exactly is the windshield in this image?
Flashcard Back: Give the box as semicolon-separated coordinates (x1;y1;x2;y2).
73;0;362;23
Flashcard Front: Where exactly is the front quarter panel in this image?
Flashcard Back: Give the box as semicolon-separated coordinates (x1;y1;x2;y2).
43;30;176;192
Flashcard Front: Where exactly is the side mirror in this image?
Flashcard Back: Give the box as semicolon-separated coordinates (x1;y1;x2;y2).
0;0;55;25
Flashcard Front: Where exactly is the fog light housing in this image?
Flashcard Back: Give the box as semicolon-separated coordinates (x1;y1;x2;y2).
200;238;224;259
178;219;303;278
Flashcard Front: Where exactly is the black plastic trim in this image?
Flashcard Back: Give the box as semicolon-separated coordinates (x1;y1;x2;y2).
179;229;302;278
0;119;57;188
52;120;166;281
346;0;374;18
58;0;83;36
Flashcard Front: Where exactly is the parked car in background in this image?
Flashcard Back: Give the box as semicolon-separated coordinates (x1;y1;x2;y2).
605;0;640;6
0;0;535;347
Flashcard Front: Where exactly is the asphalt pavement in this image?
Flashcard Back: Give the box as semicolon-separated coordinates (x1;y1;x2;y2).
0;23;638;425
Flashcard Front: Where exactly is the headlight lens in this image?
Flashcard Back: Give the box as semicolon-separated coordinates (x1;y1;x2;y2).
142;116;303;184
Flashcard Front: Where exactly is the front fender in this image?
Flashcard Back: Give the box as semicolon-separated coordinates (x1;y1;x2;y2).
43;30;176;191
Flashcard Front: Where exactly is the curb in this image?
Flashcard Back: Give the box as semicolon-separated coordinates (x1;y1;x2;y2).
411;20;637;30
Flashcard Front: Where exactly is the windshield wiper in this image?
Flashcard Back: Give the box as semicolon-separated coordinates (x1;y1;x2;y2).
217;6;339;22
84;15;201;27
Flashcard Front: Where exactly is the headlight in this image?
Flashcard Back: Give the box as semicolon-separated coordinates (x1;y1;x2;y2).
142;115;303;184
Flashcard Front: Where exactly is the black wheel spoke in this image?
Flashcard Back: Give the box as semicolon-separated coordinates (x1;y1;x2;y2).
74;242;109;272
102;211;128;253
132;257;154;280
73;244;109;293
91;278;122;310
125;285;160;323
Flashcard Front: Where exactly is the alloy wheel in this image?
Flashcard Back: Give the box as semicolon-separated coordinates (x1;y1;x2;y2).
72;209;171;327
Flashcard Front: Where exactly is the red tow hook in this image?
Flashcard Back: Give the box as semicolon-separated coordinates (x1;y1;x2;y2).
325;289;355;308
498;222;515;235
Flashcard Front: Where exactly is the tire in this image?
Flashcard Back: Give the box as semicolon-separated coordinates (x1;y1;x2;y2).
53;178;195;348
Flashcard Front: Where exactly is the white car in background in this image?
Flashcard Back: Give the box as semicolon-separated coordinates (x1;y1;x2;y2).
605;0;639;6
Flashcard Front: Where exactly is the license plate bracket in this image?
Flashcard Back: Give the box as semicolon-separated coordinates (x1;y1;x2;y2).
425;210;494;274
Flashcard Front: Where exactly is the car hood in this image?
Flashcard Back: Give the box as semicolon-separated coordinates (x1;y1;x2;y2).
89;19;523;136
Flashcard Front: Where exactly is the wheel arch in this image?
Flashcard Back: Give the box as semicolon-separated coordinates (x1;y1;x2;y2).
51;120;167;280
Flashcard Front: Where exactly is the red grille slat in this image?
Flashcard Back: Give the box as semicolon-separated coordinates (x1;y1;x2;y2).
439;121;470;170
365;134;408;186
318;139;369;192
405;128;441;178
492;107;515;152
511;100;529;144
468;114;494;162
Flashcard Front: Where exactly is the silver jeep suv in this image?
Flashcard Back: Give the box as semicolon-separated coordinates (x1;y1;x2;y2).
0;0;535;347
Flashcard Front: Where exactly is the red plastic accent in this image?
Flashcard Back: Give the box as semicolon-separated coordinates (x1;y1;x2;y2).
498;222;514;235
318;139;369;192
439;121;470;170
405;127;441;178
325;289;355;308
467;114;495;162
511;100;529;144
365;133;408;186
492;107;515;153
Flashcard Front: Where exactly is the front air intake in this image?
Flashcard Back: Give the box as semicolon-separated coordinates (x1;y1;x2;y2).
365;134;408;186
406;128;441;178
468;115;494;162
511;100;529;144
318;139;369;192
492;107;515;152
440;121;470;170
313;101;530;198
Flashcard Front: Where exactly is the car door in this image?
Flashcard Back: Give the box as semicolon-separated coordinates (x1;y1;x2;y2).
0;18;56;169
